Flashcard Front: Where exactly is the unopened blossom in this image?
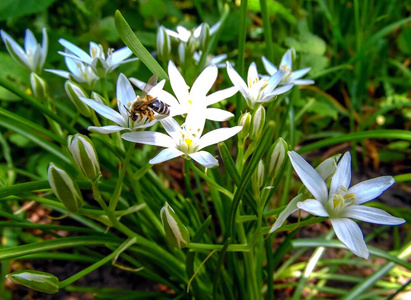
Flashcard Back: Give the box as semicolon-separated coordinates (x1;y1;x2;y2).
80;74;165;133
122;112;242;168
1;28;48;74
262;49;314;86
46;56;98;88
57;39;137;78
270;151;405;259
130;61;236;121
193;51;227;68
226;61;294;109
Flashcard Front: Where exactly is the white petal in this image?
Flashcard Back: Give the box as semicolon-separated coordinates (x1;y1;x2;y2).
191;65;218;98
205;108;234;121
88;125;126;133
289;68;311;81
226;62;249;100
129;77;145;90
269;194;304;233
316;154;340;181
59;39;92;64
110;47;133;66
288;151;328;202
168;61;189;104
1;30;30;68
188;151;219;168
341;205;405;225
247;62;259;87
80;97;126;126
45;69;70;79
330;152;352;195
122;131;175;148
262;56;278;75
198;126;242;150
330;218;369;259
160;117;181;141
349;176;395;205
293;79;315;86
206;86;238;106
280;49;292;69
155;90;180;109
24;29;37;53
266;70;285;93
40;28;48;68
296;199;329;217
117;73;136;116
149;148;183;164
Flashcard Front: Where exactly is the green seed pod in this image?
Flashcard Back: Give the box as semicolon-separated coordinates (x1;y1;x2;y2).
30;73;47;100
67;134;100;180
160;202;190;249
64;81;92;117
6;270;59;294
249;106;266;140
48;163;83;212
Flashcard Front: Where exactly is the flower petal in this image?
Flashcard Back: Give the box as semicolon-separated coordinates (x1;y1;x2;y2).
88;125;126;133
349;176;395;205
45;69;70;79
59;39;92;64
122;131;175;148
205;108;234;121
188;151;219;168
80;97;126;126
226;62;249;100
117;73;136;117
110;47;133;66
40;28;48;68
198;126;242;150
262;56;278;76
206;86;238;106
341;205;405;225
191;65;217;98
265;70;285;93
293;79;315;86
330;218;369;259
160;117;181;141
280;49;292;69
269;193;304;233
296;199;329;217
330;152;351;195
289;68;311;81
288;151;328;202
24;29;37;53
168;61;189;104
1;30;30;68
149;148;184;164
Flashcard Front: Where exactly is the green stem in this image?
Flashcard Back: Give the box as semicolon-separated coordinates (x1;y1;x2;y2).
59;237;134;288
259;0;273;60
186;242;249;252
109;142;135;211
100;77;110;106
236;0;248;116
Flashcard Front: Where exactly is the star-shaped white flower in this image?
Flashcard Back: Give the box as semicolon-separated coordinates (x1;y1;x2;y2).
130;61;236;122
80;73;164;133
121;112;242;168
1;28;48;74
57;39;137;78
226;61;294;109
46;56;99;88
165;22;220;50
270;151;405;259
262;49;314;86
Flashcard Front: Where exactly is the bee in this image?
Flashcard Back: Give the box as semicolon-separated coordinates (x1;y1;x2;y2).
126;74;170;122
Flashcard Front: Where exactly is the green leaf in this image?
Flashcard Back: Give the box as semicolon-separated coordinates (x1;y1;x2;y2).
0;0;57;21
114;10;168;80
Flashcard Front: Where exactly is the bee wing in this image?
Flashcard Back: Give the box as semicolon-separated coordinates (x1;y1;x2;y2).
140;74;158;99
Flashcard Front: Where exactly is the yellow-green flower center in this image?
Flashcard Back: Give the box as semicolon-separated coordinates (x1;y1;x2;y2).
328;186;355;217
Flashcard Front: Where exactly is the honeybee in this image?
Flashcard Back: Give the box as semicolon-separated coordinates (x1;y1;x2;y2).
126;74;170;122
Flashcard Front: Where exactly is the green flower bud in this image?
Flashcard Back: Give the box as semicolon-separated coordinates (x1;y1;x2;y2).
266;138;288;180
6;270;59;294
249;106;266;140
30;73;47;100
156;26;170;62
252;160;265;195
91;91;105;104
48;163;83;212
67;134;100;180
64;81;92;117
238;112;251;139
160;202;190;249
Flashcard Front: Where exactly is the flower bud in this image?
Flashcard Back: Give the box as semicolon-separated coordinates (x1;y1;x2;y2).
67;134;100;180
252;160;265;195
238;112;251;139
266;138;288;180
65;81;92;117
160;202;190;249
316;154;341;183
249;106;266;140
91;91;105;104
6;270;59;294
48;163;83;212
30;73;47;100
156;26;170;62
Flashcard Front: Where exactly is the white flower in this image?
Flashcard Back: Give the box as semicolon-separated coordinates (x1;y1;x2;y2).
121;111;242;168
262;50;314;86
57;39;137;78
193;51;227;68
130;61;236;122
46;56;99;88
226;61;294;109
270;151;405;259
1;28;48;74
80;73;164;133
